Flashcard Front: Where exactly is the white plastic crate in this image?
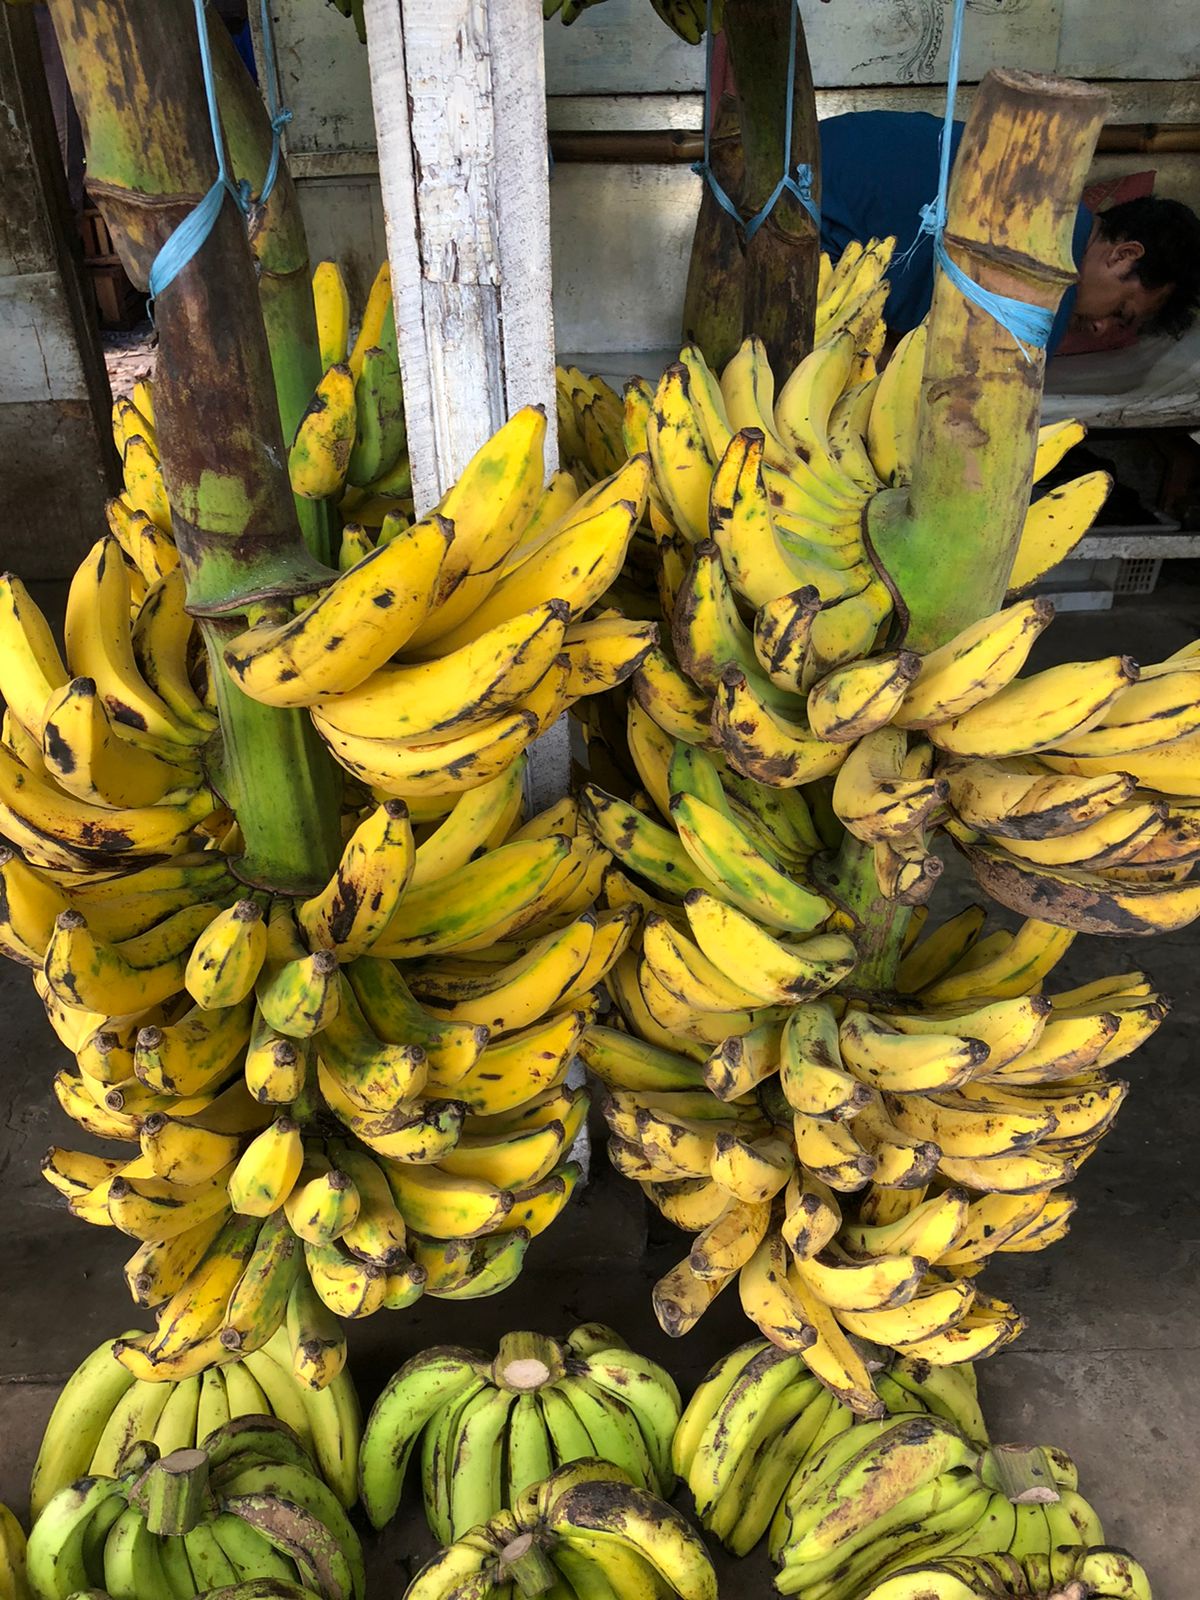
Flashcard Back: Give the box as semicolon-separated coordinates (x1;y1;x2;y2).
1114;556;1163;595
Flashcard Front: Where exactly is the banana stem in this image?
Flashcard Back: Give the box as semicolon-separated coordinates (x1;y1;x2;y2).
46;0;330;612
204;623;342;895
129;1448;210;1536
721;0;820;371
868;70;1108;651
50;0;344;893
820;835;910;996
493;1331;565;1391
500;1534;558;1597
983;1443;1061;1505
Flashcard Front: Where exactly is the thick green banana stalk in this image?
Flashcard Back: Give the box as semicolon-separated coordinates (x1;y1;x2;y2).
47;0;342;891
869;71;1108;649
836;71;1108;984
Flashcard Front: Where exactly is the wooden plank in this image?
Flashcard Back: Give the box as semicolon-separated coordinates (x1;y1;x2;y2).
363;0;556;514
0;4;117;576
492;0;557;425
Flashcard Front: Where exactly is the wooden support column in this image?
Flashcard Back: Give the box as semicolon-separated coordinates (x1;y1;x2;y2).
0;3;117;578
362;0;558;514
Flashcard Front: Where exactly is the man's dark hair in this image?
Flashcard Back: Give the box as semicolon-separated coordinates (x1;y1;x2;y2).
1095;196;1200;338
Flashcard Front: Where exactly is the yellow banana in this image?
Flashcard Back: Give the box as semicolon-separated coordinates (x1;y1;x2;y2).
65;537;204;749
713;668;848;789
894;598;1055;729
223;515;452;706
1007;471;1112;592
807;651;921;743
839;1011;988;1094
312;258;351;369
299;799;414;958
402;407;550;652
184;899;268;1009
131;567;217;734
308;600;569;740
943;757;1136;840
289;363;357;497
427;499;641;657
866;322;926;485
646;362;717;541
45;902;221;1014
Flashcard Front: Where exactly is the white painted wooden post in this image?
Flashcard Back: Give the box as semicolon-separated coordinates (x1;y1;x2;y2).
363;0;558;515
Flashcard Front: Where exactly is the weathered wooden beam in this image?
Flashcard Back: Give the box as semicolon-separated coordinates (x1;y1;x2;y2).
362;0;557;514
0;2;117;577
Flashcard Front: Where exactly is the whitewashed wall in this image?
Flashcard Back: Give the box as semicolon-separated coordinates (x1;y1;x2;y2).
256;0;1200;359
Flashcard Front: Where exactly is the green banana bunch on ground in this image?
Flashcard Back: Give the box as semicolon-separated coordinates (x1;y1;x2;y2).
26;1417;364;1600
404;1458;716;1600
771;1422;1112;1600
559;234;1197;1403
859;1545;1151;1599
61;1583;319;1600
671;1337;987;1555
0;1502;29;1600
359;1322;681;1538
30;1327;360;1518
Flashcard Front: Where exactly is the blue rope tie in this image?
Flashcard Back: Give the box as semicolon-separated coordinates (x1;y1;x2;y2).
148;0;292;306
691;0;820;242
910;0;1054;360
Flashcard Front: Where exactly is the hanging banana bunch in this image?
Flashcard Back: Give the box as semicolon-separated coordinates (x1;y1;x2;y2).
561;236;1197;1415
2;357;670;1389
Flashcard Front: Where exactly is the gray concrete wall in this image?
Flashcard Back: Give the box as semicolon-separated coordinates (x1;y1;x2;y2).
249;0;1200;361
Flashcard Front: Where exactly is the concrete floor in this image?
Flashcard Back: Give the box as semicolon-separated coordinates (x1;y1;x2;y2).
0;593;1196;1597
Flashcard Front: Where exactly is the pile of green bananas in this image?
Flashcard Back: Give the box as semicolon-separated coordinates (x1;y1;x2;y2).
30;1327;359;1519
60;1581;319;1600
25;1417;363;1600
769;1414;1142;1600
672;1337;987;1555
405;1459;716;1600
0;1504;27;1600
1;372;675;1380
359;1321;680;1538
556;235;1196;1406
862;1547;1151;1598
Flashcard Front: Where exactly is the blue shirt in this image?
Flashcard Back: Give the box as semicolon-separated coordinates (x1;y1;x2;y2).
818;111;1093;354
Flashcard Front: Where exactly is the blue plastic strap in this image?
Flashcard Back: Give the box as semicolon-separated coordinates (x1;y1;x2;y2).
255;0;293;206
911;0;1054;359
691;0;819;240
148;0;291;305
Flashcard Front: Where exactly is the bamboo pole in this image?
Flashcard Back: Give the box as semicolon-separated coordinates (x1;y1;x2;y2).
868;70;1108;652
47;0;342;892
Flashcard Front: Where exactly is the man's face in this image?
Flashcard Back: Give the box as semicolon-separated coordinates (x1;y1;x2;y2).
1073;236;1173;339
